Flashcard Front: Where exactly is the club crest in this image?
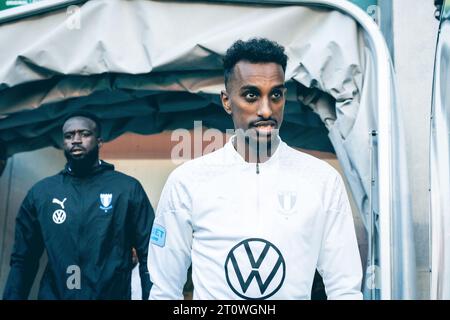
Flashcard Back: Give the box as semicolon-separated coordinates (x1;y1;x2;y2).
277;191;297;216
100;193;113;213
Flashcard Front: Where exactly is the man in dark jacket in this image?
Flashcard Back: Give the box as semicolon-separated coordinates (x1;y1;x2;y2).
3;112;154;300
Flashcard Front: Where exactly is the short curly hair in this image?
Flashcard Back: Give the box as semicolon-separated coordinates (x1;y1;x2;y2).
223;38;288;88
63;111;102;138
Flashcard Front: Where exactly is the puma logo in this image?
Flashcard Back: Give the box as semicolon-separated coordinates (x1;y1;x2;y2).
52;198;67;209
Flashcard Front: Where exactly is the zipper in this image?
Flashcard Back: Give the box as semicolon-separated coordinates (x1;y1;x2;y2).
256;162;261;232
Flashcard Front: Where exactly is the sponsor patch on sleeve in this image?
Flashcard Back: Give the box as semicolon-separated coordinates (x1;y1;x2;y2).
150;224;166;247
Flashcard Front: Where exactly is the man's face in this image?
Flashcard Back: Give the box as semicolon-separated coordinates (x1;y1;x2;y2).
221;61;286;145
62;116;101;161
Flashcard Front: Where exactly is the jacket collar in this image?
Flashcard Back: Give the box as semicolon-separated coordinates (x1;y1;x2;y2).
225;135;284;166
62;160;114;177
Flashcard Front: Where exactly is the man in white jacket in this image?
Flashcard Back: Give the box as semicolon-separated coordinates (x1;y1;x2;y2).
148;38;363;300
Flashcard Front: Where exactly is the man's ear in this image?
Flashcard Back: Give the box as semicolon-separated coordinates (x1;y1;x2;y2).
221;90;232;115
97;138;103;149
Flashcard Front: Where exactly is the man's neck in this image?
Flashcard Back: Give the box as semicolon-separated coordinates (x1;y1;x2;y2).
68;158;101;176
232;136;280;163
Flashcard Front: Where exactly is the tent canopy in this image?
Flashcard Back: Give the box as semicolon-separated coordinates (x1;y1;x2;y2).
0;0;368;156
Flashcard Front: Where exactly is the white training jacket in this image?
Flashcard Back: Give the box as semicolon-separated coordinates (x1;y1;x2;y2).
148;138;363;300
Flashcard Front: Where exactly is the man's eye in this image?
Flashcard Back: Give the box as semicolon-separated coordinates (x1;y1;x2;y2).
81;132;92;137
272;91;283;99
245;92;258;100
64;134;73;139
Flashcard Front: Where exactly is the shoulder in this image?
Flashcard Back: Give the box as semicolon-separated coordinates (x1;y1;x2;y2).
106;170;141;185
282;144;341;182
30;172;63;193
22;173;63;204
167;146;227;183
103;170;149;198
93;161;141;186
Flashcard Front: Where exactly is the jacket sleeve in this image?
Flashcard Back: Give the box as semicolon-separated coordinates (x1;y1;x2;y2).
3;190;44;300
130;181;155;300
316;173;363;300
147;171;193;300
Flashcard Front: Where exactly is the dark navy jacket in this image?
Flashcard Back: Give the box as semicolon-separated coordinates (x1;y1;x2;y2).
3;161;154;300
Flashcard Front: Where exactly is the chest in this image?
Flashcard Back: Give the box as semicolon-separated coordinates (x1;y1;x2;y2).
34;180;131;232
191;167;327;240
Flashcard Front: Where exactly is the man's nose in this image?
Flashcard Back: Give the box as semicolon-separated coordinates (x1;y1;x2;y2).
257;98;273;119
72;133;82;143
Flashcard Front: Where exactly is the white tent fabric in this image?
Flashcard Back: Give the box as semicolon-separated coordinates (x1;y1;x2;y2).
0;0;416;299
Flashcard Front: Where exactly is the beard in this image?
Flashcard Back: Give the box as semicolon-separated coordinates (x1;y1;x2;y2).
64;145;99;176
